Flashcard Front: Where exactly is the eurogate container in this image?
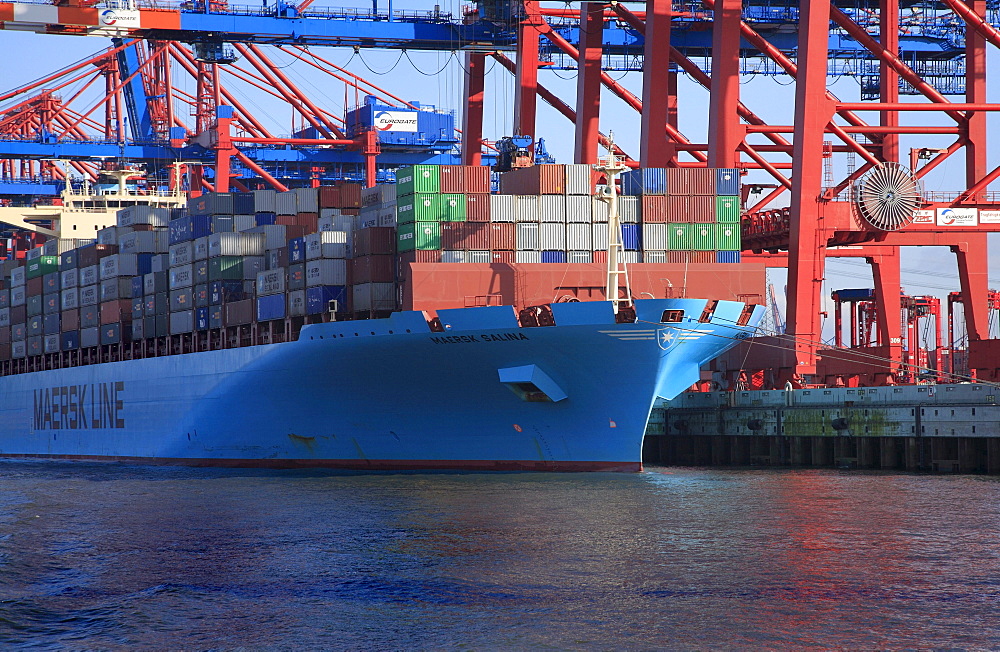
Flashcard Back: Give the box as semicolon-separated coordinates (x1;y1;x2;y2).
396;194;441;224
439;194;467;222
714;223;741;251
396;222;440;252
396;165;440;196
692;225;716;251
667;223;692;250
715;196;741;223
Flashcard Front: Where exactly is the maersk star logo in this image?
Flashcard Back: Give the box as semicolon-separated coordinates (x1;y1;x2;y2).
657;327;680;351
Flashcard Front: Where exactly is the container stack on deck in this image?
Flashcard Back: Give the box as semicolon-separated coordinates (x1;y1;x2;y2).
0;163;748;367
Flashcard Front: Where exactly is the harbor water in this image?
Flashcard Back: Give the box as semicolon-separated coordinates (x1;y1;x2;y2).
1;462;999;649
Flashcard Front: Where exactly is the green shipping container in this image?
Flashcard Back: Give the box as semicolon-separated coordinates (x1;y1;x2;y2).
714;223;741;251
396;165;440;196
715;196;741;223
667;223;692;251
396;193;441;225
439;194;467;222
692;224;716;251
397;221;441;252
209;256;246;281
26;256;58;279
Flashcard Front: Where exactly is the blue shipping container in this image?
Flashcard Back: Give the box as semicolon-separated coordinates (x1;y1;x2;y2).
210;280;245;305
256;293;286;322
255;212;277;226
835;288;876;300
61;330;79;351
169;215;212;245
196;307;210;331
232;192;255;214
289;237;306;263
621;168;667;196
306;286;346;315
131;276;144;299
715;168;740;196
715;251;741;264
541;251;567;264
621;224;641;251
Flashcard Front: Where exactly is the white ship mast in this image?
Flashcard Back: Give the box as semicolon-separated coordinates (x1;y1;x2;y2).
594;134;632;314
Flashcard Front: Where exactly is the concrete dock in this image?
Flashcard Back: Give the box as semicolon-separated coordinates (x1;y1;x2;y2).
643;384;1000;473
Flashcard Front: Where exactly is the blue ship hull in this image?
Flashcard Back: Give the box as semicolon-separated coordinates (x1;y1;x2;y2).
0;299;762;471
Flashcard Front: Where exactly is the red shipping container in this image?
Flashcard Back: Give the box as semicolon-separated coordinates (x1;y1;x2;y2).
641;196;669;223
318;186;340;208
688;168;716;195
284;225;308;243
666;168;690;196
276;215;297;226
335;182;362;208
464;166;491;194
354;227;396;256
0;329;8;345
689;195;716;223
666;195;688;222
498;164;565;195
296;212;319;233
225;299;254;326
352;255;395;284
11;305;26;323
465;194;491;222
131;224;156;232
667;251;691;264
593;250;608;264
340;208;359;216
492;251;515;264
489;223;516;250
439;166;465;194
77;243;118;268
26;277;43;296
100;299;132;325
466;223;491;250
690;251;715;263
440;223;469;251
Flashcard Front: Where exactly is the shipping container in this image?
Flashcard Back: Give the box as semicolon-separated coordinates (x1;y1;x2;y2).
641;195;669;223
515;250;541;263
211;215;235;233
224;299;254;326
439;194;467;222
441;250;465;263
667;223;692;250
288;264;306;291
689;195;716;223
132;297;144;320
26;295;42;318
169;288;193;312
208;256;265;282
168;215;211;244
465;223;491;250
43;312;61;334
567;251;593;263
352;282;395;312
11;286;25;308
690;251;716;264
287;290;306;318
644;250;666;263
305;231;349;259
565;195;592;223
715;196;741;223
26;256;58;279
255;212;277;226
489;195;517;222
101;253;152;280
294;187;319;213
169;310;194;334
351;255;395;284
61;309;79;332
438;165;465;194
256;269;286;296
716;250;741;263
465;194;490;222
622;223;641;251
591;196;609;223
377;206;396;228
516;222;540;251
353;227;395;257
306;286;347;315
188;192;234;216
539;223;566;251
465;166;491;194
11;340;25;359
253;189;277;213
489;223;516;250
515;195;540;223
208;232;266;257
396;164;440;195
100;322;128;346
467;250;491;263
642;223;670;251
305;259;348;286
538;195;566;223
540;250;567;264
396;222;440;252
564;164;593;195
716;168;740;196
692;225;716;251
396;194;441;225
256;293;286;321
10;266;25;287
491;251;515;264
209;279;245;305
59;249;78;270
100;277;133;302
714;223;741;251
592;223;610;251
100;299;131;325
118;231;168;254
79;285;99;307
27;336;42;357
499;164;565;195
43;293;59;315
621;167;667;195
61;330;79;351
275;191;297;216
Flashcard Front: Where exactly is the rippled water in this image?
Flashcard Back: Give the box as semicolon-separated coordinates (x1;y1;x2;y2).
1;463;999;649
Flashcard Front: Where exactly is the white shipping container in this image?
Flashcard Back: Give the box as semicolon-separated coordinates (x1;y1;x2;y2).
170;310;195;334
621;251;643;263
515;250;541;263
79;284;99;307
151;254;169;273
516;222;540;251
60;268;79;289
318;208;344;219
591;197;610;223
565;164;593;195
287;289;306;317
539;223;567;251
169;263;194;289
253;189;277;212
209;232;266;257
441;250;466;263
233;215;256;232
43;238;88;256
565;195;593;223
169;242;193;267
592;223;611;250
377;206;397;228
275;191;297;216
118;231;167;255
619;196;640;223
515;195;539;222
489;195;517;222
352;282;396;312
305;231;349;260
10;267;25;287
193;236;210;260
79;265;99;287
44;334;60;354
305;259;347;286
467;250;491;263
361;186;381;208
117;205;170;228
643;223;670;251
97;226;119;245
61;288;80;311
25;248;42;261
378;184;396;205
644;250;667;263
246;225;288;251
100;277;133;301
100;253;139;280
256;269;286;296
11;286;26;307
566;223;593;250
294;187;318;213
318;214;352;232
538;195;566;223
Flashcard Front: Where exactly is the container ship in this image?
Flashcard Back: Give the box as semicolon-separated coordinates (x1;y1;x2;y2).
0;161;764;471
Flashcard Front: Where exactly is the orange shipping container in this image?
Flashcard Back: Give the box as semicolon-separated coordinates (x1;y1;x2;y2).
439;166;465;194
466;223;491;250
100;299;132;325
689;195;716;223
641;196;669;223
465;194;491;221
464;166;491;194
318;186;340;208
489;223;516;250
336;182;362;208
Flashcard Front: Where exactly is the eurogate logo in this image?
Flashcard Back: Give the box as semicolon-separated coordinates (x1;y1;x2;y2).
100;9;119;24
373;110;419;133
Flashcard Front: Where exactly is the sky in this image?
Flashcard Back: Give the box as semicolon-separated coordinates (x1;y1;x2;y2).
0;0;998;344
